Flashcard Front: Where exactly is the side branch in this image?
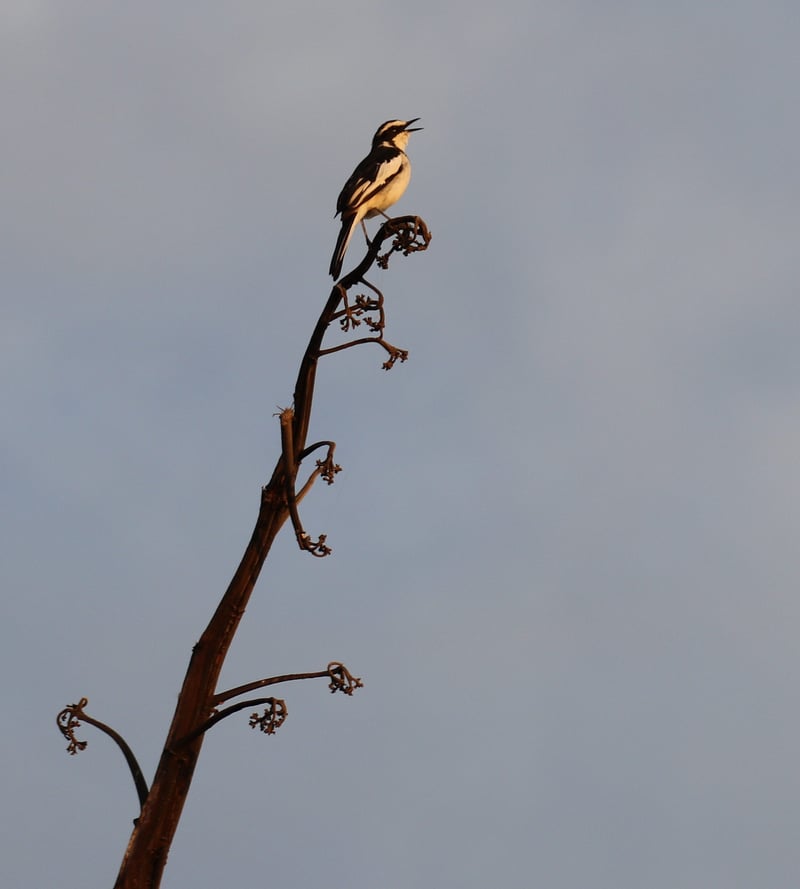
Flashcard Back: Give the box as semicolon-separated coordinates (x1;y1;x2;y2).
213;661;362;706
213;668;329;706
280;410;334;556
291;214;431;446
318;335;409;370
173;663;363;747
172;697;288;747
338;215;432;289
57;698;149;811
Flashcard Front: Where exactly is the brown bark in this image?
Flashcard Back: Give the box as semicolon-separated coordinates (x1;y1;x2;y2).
101;217;431;888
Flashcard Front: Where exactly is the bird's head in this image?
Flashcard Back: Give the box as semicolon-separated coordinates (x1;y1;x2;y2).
372;118;422;151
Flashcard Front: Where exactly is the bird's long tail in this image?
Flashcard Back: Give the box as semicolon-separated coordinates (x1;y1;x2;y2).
329;214;358;279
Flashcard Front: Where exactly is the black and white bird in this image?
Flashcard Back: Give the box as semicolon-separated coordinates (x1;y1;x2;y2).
329;118;422;279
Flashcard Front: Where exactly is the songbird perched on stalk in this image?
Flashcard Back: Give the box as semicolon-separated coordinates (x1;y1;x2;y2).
329;118;422;279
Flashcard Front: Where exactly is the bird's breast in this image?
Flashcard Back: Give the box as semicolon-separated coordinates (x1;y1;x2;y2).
365;161;412;216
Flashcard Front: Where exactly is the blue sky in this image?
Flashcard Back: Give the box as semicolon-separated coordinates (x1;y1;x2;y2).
3;3;800;887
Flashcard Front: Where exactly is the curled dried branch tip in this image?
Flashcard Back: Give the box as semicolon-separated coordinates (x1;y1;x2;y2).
334;291;370;334
55;696;150;807
249;698;287;735
298;440;342;487
381;344;409;371
57;697;89;755
327;661;363;696
320;275;409;370
377;215;432;270
334;281;386;335
282;425;336;557
317;453;342;485
296;530;332;557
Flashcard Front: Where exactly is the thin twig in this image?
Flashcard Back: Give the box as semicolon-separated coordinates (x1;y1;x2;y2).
173;662;363;747
213;668;331;706
57;698;149;810
172;697;288;748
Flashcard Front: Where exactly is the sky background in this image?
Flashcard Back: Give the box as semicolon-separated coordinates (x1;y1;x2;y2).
2;2;799;887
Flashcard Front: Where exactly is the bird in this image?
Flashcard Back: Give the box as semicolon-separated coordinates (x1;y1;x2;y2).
329;118;422;279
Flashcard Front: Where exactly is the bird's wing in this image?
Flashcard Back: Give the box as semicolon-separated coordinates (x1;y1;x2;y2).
335;146;405;217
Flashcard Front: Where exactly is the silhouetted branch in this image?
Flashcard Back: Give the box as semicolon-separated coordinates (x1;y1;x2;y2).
332;279;386;335
173;663;362;747
248;698;288;734
295;442;341;503
290;214;431;444
94;209;428;888
298;440;341;481
57;698;149;810
325;661;364;696
321;219;430;369
212;661;363;706
338;215;432;288
172;697;288;747
280;409;333;556
281;215;430;555
318;335;409;369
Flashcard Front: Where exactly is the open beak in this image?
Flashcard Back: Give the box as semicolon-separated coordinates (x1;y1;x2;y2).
404;118;423;132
